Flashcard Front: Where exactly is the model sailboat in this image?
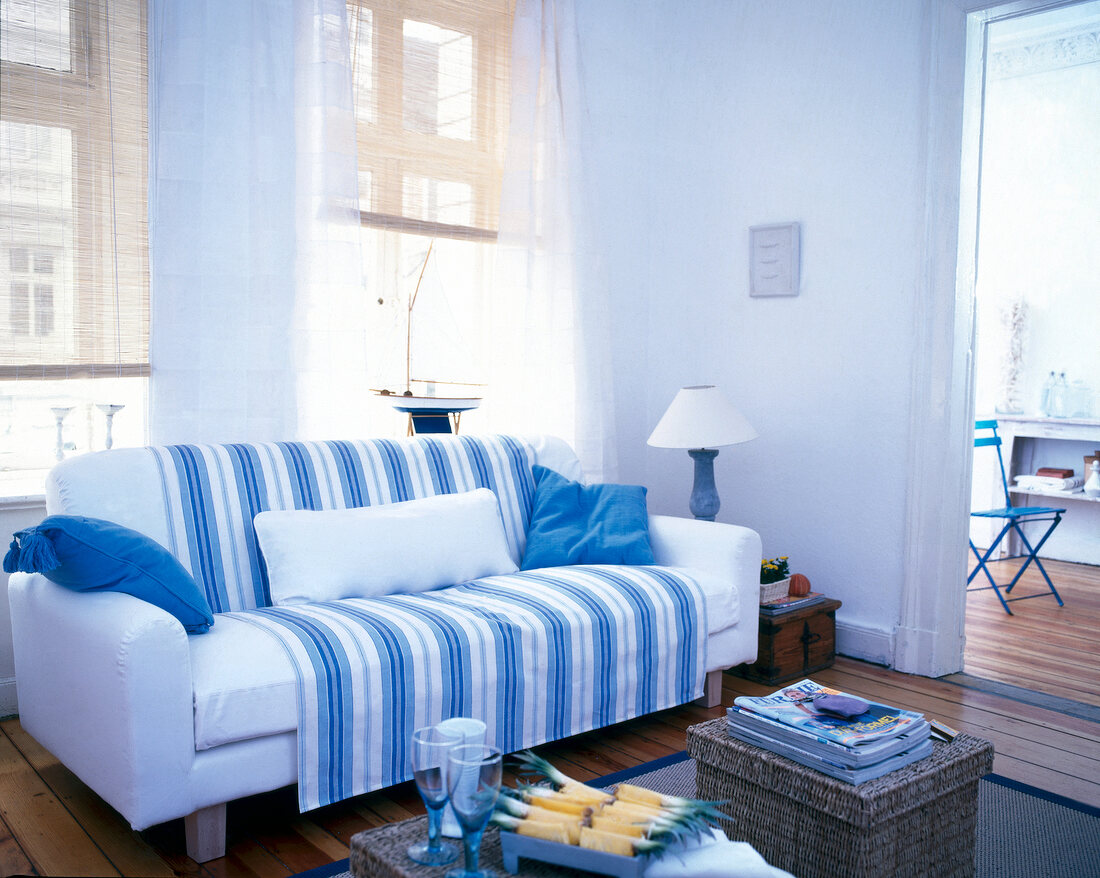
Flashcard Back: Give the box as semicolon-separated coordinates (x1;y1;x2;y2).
372;240;483;434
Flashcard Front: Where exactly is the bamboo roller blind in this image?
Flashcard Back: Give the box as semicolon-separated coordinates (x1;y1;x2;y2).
346;0;513;242
0;0;148;380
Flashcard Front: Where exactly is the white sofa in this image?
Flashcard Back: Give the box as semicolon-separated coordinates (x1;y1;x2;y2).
8;433;760;862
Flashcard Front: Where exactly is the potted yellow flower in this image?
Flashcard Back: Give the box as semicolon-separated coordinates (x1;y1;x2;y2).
759;556;791;603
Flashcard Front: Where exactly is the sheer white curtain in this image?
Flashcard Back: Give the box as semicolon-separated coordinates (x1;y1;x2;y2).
292;0;369;439
149;0;365;444
487;0;617;481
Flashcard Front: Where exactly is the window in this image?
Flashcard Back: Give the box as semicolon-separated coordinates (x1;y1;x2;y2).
0;0;148;480
347;0;512;396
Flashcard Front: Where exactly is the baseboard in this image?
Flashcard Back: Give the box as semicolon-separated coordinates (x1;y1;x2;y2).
836;620;894;667
0;676;17;718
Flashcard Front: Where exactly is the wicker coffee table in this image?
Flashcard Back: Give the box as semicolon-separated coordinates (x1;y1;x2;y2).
350;819;604;877
687;716;994;878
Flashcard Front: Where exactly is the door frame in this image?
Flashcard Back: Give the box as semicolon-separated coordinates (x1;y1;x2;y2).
894;0;1090;676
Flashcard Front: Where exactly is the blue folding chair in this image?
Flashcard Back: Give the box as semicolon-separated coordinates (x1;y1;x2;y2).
968;419;1065;614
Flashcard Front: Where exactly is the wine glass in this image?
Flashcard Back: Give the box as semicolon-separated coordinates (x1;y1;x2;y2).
407;725;462;865
435;717;487;837
445;745;502;878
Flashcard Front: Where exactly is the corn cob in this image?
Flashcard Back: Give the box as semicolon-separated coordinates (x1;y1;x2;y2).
612;782;666;807
527;805;588;827
598;805;664;827
613;780;728;817
560;781;612;804
594;803;699;843
593;807;658;827
517;820;572;845
578;827;665;857
518;789;591;816
491;813;580;844
496;792;588;830
588;816;645;837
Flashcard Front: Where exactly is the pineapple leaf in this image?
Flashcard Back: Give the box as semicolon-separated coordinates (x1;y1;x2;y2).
512;750;570;786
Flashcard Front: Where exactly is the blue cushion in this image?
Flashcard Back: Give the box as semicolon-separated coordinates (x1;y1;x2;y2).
521;466;655;570
4;515;214;634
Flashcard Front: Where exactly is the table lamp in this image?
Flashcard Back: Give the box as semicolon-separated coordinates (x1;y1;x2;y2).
647;385;758;520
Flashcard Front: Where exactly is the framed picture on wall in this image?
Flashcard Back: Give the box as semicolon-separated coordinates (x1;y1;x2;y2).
750;222;800;297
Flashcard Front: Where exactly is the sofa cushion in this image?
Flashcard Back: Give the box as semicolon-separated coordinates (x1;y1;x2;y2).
254;488;518;605
4;515;214;634
190;614;298;749
190;566;739;751
521;466;655;569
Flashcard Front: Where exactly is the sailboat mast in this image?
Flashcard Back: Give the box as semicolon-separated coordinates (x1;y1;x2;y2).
406;239;435;394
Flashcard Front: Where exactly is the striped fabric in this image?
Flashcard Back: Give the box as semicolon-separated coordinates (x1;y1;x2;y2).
149;435;535;613
230;565;707;811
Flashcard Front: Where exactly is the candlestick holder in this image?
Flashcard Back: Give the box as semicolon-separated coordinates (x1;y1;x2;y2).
50;406;74;462
96;404;125;450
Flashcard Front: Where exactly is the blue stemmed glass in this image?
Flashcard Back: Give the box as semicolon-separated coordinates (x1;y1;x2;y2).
445;745;502;878
407;726;462;866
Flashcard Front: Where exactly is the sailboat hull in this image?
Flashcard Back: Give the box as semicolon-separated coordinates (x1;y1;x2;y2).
381;396;482;435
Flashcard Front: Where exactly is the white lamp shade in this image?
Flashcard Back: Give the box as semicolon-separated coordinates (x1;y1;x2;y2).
647;385;758;449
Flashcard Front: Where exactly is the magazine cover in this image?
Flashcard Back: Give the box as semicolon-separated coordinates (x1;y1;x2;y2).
732;679;925;747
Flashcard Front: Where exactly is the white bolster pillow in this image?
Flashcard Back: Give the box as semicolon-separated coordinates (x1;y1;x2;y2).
254;488;518;605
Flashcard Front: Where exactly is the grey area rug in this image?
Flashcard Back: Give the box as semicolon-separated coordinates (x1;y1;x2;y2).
297;753;1100;878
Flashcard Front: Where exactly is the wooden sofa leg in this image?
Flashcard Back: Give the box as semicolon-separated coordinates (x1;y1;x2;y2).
185;803;226;863
695;669;724;708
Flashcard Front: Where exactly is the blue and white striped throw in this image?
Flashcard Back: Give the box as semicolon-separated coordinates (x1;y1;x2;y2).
229;565;707;811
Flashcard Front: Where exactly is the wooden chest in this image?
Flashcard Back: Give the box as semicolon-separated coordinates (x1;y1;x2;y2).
734;598;841;685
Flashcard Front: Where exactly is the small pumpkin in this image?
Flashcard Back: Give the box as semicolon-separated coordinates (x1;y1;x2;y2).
787;573;811;597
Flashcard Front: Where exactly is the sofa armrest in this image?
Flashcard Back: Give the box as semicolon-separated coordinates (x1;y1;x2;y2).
649;514;761;599
9;573;199;829
648;515;762;672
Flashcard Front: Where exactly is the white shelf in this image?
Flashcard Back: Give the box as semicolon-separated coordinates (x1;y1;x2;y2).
976;418;1100;564
1008;487;1100;504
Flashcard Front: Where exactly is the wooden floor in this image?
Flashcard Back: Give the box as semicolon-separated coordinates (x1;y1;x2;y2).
963;558;1100;706
2;561;1098;877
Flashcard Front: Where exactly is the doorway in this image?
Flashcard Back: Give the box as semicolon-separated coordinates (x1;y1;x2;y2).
960;0;1100;702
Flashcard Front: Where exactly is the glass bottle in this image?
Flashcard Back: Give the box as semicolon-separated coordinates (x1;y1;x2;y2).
1039;371;1056;417
1048;372;1068;418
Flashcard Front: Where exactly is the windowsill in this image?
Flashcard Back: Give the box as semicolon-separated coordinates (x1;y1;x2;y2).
0;472;49;509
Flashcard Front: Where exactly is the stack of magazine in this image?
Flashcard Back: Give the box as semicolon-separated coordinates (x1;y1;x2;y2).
726;679;933;783
759;591;826;614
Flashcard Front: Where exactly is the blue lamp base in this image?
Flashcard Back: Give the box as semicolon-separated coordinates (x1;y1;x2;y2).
687;448;720;521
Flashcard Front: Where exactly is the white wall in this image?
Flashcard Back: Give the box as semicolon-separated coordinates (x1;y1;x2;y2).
577;0;964;665
974;15;1100;419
